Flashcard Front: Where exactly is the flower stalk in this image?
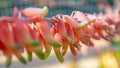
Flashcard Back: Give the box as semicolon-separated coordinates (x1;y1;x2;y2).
0;6;120;67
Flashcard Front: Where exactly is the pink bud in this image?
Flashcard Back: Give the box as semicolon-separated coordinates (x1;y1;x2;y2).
40;20;62;47
0;24;16;49
40;20;53;42
63;15;91;28
52;16;67;37
21;6;48;18
14;20;39;47
65;23;75;40
63;15;80;28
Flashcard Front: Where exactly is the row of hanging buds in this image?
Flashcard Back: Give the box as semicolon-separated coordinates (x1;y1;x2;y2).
0;6;119;68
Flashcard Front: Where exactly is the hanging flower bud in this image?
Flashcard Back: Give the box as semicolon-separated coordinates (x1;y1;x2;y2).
21;6;48;18
13;20;39;47
63;15;81;28
54;33;64;62
63;15;96;29
39;20;62;47
51;16;67;38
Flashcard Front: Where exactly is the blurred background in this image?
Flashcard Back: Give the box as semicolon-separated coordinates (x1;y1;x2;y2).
0;0;116;16
0;0;120;68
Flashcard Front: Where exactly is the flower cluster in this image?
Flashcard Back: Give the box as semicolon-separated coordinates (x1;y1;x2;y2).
0;6;119;67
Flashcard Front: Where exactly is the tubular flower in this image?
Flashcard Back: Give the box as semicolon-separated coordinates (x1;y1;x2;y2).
21;6;48;18
0;6;120;67
53;33;64;62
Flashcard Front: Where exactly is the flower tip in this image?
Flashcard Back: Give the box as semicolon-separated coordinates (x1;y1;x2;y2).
56;53;64;63
50;41;62;47
78;20;88;28
13;44;22;49
27;51;32;62
78;17;96;28
6;58;12;68
42;6;49;15
34;50;46;60
28;40;40;47
17;56;27;64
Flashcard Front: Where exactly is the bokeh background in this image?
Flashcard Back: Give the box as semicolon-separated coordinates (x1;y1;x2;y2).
0;0;115;16
0;0;120;68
